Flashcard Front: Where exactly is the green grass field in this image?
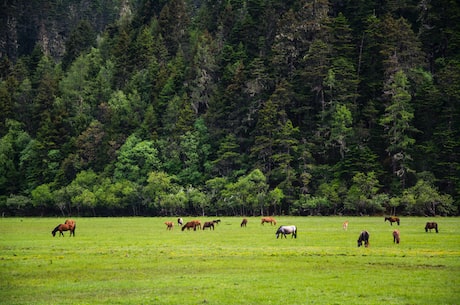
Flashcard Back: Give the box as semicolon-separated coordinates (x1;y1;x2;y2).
0;217;459;304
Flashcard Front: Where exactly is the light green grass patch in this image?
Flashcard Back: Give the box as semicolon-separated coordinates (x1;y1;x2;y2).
0;217;459;304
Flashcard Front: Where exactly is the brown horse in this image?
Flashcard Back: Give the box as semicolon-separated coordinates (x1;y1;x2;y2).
181;220;201;231
165;221;174;230
342;220;349;231
192;220;201;230
241;218;248;227
261;217;276;225
393;229;400;244
425;222;438;233
384;216;400;226
203;221;215;230
52;219;76;237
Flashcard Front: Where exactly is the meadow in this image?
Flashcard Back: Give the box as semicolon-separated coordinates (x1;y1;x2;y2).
0;216;459;305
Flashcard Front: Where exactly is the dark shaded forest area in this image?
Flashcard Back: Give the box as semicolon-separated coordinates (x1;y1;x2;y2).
0;0;459;217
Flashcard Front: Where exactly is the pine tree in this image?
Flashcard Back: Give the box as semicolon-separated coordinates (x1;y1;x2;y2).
380;69;416;189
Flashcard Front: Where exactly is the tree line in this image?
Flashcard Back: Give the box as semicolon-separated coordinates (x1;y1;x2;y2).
0;0;459;217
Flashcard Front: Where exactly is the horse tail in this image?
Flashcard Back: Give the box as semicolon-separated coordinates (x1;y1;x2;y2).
72;223;76;236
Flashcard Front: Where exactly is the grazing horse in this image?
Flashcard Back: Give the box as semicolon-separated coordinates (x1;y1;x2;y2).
425;222;438;233
393;229;400;244
213;219;221;225
192;220;201;230
241;218;248;227
384;216;400;226
357;230;370;247
165;221;174;230
276;225;297;239
52;219;76;237
181;220;201;231
203;221;215;230
182;221;196;231
342;220;349;231
177;218;183;226
261;217;277;226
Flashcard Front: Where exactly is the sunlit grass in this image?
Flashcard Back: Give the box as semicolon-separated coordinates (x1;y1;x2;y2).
0;217;459;304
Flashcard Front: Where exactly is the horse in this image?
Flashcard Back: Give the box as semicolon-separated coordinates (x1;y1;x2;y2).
165;221;174;230
384;216;400;226
192;220;201;230
182;221;196;231
261;217;276;225
276;225;297;239
181;220;201;231
342;220;349;231
177;218;183;226
357;230;369;247
241;218;248;227
393;229;400;244
212;219;221;224
203;221;215;230
52;219;76;237
425;222;438;233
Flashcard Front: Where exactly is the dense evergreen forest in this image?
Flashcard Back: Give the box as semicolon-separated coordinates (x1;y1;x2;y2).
0;0;459;217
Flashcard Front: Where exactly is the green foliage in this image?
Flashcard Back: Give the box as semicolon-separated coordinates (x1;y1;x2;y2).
345;172;384;215
401;179;456;216
114;134;161;184
0;1;458;216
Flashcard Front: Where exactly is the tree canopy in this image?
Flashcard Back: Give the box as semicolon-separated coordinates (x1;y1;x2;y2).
0;0;458;216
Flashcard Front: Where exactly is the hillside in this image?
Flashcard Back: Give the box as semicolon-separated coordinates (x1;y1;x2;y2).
0;0;459;216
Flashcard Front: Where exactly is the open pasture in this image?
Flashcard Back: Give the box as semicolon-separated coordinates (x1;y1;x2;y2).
0;217;459;304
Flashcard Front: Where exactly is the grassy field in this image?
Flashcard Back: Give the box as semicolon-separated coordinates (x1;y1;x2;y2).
0;216;459;304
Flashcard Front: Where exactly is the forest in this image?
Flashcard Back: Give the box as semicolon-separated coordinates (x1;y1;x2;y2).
0;0;459;217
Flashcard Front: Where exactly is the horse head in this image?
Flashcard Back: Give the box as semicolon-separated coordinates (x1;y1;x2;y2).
275;226;283;239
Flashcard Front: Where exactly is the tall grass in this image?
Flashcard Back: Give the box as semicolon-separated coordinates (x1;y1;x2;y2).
0;217;459;304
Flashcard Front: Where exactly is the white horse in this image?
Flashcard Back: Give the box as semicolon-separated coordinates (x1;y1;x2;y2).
276;225;297;239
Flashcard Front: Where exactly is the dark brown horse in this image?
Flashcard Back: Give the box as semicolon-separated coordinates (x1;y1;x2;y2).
384;216;400;226
425;222;438;233
241;218;248;227
261;217;276;225
52;219;76;237
357;230;369;247
203;221;215;230
393;229;400;244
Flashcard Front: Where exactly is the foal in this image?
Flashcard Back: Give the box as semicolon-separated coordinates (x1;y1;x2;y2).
165;221;174;230
392;230;400;244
